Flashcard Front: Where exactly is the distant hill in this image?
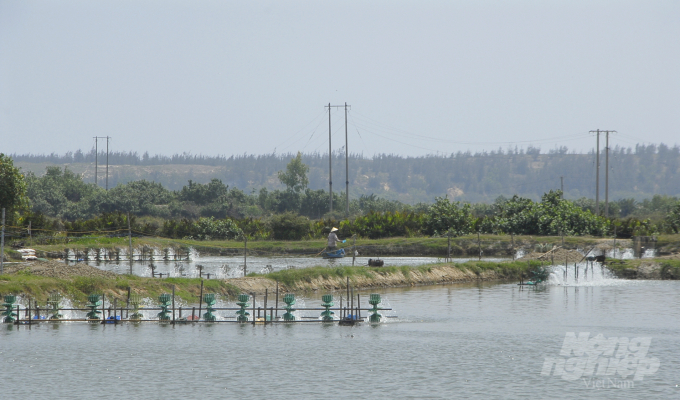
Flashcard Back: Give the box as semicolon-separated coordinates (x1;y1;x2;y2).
12;143;680;203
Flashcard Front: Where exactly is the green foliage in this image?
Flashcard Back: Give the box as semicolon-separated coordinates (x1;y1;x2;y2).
99;180;172;216
341;211;424;239
613;217;658;238
423;197;473;236
278;152;309;194
666;202;680;233
192;217;242;240
177;178;228;205
64;212;134;236
161;217;242;240
0;154;28;223
495;191;608;236
266;212;311;240
25;166;101;220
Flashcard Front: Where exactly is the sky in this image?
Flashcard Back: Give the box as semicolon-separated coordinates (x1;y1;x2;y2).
1;1;679;158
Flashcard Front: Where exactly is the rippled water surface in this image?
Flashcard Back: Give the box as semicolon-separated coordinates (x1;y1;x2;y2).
81;255;509;278
2;277;679;399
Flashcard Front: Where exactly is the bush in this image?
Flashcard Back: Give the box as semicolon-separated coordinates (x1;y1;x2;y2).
266;212;311;240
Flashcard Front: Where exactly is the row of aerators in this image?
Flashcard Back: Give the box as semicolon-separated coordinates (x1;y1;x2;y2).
1;290;389;325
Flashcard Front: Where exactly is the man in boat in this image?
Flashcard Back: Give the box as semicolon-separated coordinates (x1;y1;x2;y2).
327;227;342;251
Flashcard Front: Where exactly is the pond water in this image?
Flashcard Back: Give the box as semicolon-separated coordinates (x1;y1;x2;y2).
2;269;678;399
76;255;510;278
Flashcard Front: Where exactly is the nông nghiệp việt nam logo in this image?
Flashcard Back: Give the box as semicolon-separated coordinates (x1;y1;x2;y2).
541;332;659;382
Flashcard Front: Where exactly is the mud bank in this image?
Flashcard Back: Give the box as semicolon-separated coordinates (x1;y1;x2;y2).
235;263;525;295
606;259;680;280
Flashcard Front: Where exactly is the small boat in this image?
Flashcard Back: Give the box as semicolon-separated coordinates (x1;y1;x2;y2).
322;248;346;259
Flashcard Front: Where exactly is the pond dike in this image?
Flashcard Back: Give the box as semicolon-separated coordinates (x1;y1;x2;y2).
606;259;680;280
228;264;513;295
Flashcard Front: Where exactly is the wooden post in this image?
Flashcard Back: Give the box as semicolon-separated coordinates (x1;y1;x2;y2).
179;306;182;320
352;235;356;266
478;232;481;261
113;299;117;324
350;285;354;319
172;285;176;325
447;231;451;263
264;288;268;324
575;263;578;282
511;234;514;261
126;287;131;319
101;293;106;324
527;260;530;283
357;294;361;320
198;280;204;321
340;295;343;319
613;225;617;259
128;212;133;275
191;306;196;322
251;293;256;325
28;299;32;326
244;236;247;277
275;282;279;319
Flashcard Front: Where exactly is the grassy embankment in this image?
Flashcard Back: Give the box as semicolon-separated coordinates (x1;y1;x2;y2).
0;260;543;305
0;272;241;305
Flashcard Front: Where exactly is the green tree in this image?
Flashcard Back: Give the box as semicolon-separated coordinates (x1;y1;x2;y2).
278;152;309;194
668;201;680;233
423;197;473;236
0;154;28;222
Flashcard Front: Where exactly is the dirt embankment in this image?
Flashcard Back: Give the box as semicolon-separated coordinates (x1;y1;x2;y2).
2;260;117;279
227;265;504;295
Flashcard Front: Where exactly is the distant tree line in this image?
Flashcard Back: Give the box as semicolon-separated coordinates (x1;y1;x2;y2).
4;152;679;242
12;143;680;204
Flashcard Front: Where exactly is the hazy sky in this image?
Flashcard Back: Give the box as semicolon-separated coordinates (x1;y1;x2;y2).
1;1;678;158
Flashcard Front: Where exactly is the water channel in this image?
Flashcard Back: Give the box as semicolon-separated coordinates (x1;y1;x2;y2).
2;267;678;399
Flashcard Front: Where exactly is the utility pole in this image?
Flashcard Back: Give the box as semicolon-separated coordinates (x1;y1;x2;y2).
325;103;351;215
344;102;350;218
590;130;600;215
94;137;98;186
602;131;616;218
327;103;333;214
590;130;615;217
106;136;110;190
560;176;564;198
